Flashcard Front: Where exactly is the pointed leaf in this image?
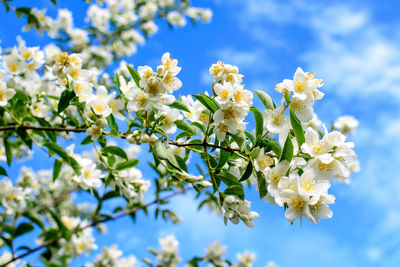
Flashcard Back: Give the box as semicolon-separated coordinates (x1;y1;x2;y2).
254;90;275;110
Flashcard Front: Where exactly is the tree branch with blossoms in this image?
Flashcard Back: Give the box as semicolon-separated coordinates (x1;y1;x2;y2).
0;0;360;266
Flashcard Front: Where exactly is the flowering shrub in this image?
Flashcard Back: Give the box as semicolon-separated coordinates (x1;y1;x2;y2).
0;0;359;266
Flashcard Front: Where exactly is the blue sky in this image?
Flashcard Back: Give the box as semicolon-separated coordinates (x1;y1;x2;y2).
2;0;400;266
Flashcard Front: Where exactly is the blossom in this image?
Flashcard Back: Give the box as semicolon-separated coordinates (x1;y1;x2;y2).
160;107;183;134
86;125;102;140
264;160;290;206
222;195;259;228
289;96;314;122
71;159;103;189
263;105;290;145
282;67;314;100
334;115;359;135
254;148;274;172
0;81;15;106
214;82;234;104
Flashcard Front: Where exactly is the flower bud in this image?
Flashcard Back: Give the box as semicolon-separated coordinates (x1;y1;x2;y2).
126;134;136;144
198;180;212;188
96;117;107;128
185;175;203;183
224;195;236;206
141;134;150;143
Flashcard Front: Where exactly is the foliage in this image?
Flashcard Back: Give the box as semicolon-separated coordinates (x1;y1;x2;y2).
0;0;359;266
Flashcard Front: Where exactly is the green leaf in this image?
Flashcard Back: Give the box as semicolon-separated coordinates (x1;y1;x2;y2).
4;138;12;166
101;146;128;160
239;160;253;182
168;100;191;113
102;191;119;201
191;121;206;133
106;114;118;136
218;149;230;168
81;135;92;145
23;210;44;229
232;131;246;151
256;171;268;199
126;65;141;88
216;171;240;186
153;139;168;160
43;142;81;175
254;90;275;110
192;93;220;113
51;0;57;5
290;108;305;147
279;135;294;163
53;159;62;182
175;154;188;172
175;120;196;135
0;166;7;176
14;222;34;238
115;159;139;171
224;185;245;200
250;106;263;138
58;89;75;114
47;209;70;239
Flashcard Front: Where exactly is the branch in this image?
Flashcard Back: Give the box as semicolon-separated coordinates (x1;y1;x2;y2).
168;140;239;153
0;125;87;133
1;188;188;267
0;125;241;153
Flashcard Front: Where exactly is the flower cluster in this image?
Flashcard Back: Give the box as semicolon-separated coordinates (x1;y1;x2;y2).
0;177;30;215
255;67;360;224
23;0;212;70
125;52;182;113
209;61;253;141
86;245;136;267
222;195;259;228
154;235;181;267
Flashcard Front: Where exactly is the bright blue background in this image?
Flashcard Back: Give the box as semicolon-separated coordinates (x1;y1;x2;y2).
1;0;400;266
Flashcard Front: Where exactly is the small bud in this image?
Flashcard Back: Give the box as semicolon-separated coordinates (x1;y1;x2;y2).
141;134;150;143
224;195;236;206
198;180;212;188
185;175;203;183
149;134;158;144
126;134;136;144
96;117;107;128
132;130;139;136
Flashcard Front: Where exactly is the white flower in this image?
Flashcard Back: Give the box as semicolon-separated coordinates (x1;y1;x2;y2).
86;5;110;32
214;82;233;104
0;82;15;106
289;96;314;122
263;105;290;145
71;159;103;189
283;67;314;100
86;125;102;140
301;127;335;164
334;115;359;135
167;11;186;26
31;102;51;118
127;89;152;112
264;160;290;206
160;107;183;134
254;148;274;172
59;228;97;257
3;51;26;74
222;195;259;228
235;251;256;267
141;20;158;36
302;114;321;131
232;86;253;109
263;105;289;134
